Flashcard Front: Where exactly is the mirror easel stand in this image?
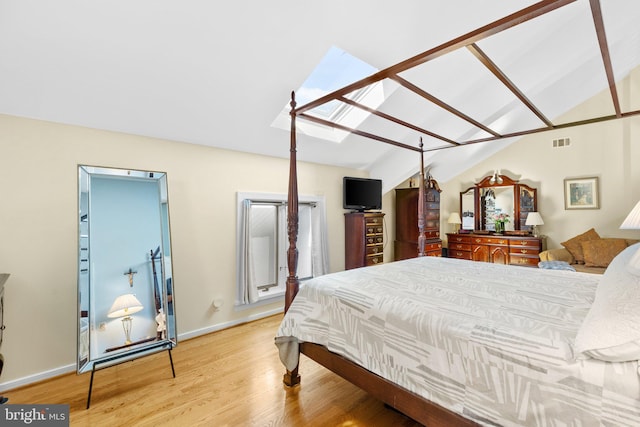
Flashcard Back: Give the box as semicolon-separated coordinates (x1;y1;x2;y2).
86;342;176;409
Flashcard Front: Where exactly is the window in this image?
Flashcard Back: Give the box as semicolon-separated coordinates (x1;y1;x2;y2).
296;46;377;120
271;46;388;143
236;192;328;306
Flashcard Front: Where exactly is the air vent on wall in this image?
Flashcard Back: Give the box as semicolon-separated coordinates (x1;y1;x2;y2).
552;137;571;148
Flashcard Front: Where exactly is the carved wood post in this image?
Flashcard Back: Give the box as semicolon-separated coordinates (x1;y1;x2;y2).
285;91;299;314
417;138;426;257
284;91;301;387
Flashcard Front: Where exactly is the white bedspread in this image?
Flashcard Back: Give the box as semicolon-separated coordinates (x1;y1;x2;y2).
276;256;640;426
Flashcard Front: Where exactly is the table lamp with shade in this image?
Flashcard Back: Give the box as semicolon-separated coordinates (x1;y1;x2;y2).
525;212;544;237
447;212;462;233
108;293;144;345
620;200;640;272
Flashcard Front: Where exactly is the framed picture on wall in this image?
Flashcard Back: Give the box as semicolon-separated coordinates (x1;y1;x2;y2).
564;176;599;209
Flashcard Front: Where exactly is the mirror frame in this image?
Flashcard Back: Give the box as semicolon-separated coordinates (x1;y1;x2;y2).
459;174;537;232
77;165;176;374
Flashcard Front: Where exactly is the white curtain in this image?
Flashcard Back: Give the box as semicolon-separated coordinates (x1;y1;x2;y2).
310;204;329;277
238;199;259;304
279;203;328;280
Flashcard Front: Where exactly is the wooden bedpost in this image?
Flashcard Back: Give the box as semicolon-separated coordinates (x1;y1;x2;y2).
284;91;301;387
285;91;299;314
417;138;426;257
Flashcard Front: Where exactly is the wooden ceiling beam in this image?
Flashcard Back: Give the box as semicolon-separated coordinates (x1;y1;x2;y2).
337;96;459;146
589;0;621;117
297;113;422;152
294;0;576;115
433;108;640;151
392;75;501;138
466;43;553;127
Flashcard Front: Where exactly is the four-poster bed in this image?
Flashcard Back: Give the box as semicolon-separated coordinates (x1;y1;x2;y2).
277;1;640;425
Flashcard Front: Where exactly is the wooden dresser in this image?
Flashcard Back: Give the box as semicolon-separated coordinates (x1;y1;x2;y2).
345;212;385;269
394;181;442;261
446;233;545;267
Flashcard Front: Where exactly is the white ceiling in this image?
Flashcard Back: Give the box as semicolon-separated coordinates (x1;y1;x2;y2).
1;1;639;192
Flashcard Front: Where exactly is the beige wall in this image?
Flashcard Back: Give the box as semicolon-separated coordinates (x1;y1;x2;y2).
0;114;371;388
437;114;640;249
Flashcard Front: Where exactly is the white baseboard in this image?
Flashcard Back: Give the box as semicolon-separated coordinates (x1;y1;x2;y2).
0;364;78;393
0;308;284;393
178;307;283;340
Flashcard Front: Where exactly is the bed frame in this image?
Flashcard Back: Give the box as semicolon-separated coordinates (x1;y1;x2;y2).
283;93;477;427
281;1;636;425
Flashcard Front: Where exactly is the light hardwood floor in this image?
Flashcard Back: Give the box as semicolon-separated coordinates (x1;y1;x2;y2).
5;314;421;426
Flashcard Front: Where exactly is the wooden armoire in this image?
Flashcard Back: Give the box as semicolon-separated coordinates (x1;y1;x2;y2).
394;177;442;260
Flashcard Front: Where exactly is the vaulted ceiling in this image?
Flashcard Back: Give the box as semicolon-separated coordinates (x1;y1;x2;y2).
1;1;639;192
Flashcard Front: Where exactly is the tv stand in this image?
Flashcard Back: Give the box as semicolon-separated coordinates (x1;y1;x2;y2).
344;212;384;269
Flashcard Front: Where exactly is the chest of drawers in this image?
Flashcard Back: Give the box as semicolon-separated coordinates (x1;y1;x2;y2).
345;212;385;269
446;233;545;267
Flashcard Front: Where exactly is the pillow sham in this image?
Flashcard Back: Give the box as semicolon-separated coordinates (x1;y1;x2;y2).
574;243;640;362
581;238;628;267
561;228;600;264
539;248;575;263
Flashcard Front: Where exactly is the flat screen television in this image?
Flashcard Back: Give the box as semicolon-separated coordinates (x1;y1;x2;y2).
343;177;382;211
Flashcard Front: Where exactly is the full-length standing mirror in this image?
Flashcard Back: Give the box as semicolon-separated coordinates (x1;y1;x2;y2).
77;166;176;377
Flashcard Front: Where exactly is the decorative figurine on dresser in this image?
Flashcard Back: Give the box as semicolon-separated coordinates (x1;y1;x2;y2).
448;172;545;266
0;273;8;404
394;175;442;260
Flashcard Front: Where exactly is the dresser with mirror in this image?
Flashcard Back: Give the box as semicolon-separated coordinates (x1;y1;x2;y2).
449;172;545;267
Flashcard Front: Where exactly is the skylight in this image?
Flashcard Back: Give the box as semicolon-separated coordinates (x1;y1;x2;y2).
272;46;383;143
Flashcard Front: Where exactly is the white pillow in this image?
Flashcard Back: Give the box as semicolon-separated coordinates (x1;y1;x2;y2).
627;245;640;276
574;243;640;362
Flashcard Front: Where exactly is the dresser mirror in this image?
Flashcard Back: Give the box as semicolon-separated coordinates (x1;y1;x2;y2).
77;166;176;374
459;173;537;232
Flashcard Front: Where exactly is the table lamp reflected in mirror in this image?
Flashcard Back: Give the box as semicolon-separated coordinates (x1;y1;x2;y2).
108;293;144;345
